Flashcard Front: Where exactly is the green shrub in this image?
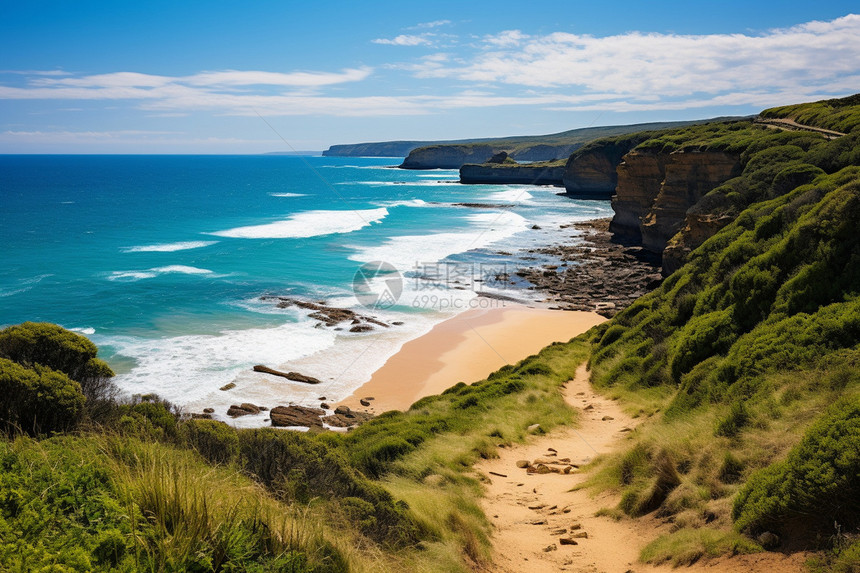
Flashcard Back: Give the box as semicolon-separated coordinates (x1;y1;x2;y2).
669;309;736;380
0;322;114;397
718;452;744;484
715;402;750;438
0;358;85;435
182;419;240;464
733;398;860;533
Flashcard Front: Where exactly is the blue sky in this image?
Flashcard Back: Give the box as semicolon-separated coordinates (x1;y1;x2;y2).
1;1;858;153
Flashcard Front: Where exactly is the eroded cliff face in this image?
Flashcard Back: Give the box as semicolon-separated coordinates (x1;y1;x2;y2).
609;151;667;241
662;212;735;274
610;150;742;267
562;150;618;196
401;143;581;169
400;145;495;169
459;164;565;185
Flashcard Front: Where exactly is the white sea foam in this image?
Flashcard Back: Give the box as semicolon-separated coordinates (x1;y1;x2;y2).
179;314;442;425
151;265;214;275
106;266;215;282
105;322;338;405
487;188;534;202
0;274;52;297
70;327;96;335
122;241;218;253
210;208;388;239
348;211;528;270
374;199;428;208
269;192;308;198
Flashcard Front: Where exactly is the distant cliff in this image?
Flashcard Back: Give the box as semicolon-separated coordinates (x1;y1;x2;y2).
323;141;434;157
459;162;565;185
401;143;576;169
323;119;723;162
401;145;496;169
562;133;658;196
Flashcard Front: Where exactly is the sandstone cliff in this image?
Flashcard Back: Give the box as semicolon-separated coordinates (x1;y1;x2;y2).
459;163;565;185
400;143;578;170
610;150;742;266
400;145;496;169
561;132;661;197
562;149;619;196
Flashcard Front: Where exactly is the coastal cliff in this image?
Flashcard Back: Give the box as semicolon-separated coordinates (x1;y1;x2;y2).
401;144;496;169
323;141;432;157
401;143;575;169
561;131;671;197
459;162;565;185
610;149;741;256
562;148;619;195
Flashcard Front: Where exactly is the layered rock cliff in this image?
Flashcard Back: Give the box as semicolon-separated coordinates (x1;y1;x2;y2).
610;150;742;264
562;132;660;197
459;163;565;185
400;145;496;169
562;149;619;196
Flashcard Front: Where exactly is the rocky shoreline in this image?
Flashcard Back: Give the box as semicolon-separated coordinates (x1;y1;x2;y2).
515;218;663;317
190;220;660;425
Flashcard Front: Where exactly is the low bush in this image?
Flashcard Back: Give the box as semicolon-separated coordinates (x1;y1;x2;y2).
733;399;860;534
0;357;85;435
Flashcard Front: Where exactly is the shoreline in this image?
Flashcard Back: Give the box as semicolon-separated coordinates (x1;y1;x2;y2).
340;305;606;413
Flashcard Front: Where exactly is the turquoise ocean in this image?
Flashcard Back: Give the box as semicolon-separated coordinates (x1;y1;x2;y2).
0;155;611;424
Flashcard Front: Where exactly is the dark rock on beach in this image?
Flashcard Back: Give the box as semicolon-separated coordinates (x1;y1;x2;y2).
323;410;374;428
253;365;322;385
227;403;262;417
516;218;662;318
268;404;374;429
263;297;390;330
270;405;325;428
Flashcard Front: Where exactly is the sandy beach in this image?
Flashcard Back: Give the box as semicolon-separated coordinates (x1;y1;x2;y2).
341;305;606;412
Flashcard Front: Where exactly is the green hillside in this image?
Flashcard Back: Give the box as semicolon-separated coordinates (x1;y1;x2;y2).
322;118;731;158
581;94;860;569
2;94;860;572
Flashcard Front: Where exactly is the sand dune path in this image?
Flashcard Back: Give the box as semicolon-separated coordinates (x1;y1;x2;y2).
475;363;808;573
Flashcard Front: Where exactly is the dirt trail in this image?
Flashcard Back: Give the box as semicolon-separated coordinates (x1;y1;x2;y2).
754;117;846;139
475;363;808;573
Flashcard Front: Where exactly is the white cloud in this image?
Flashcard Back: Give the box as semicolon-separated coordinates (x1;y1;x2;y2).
1;15;857;121
414;20;451;29
183;68;372;87
372;34;433;46
413;15;860;101
484;30;528;47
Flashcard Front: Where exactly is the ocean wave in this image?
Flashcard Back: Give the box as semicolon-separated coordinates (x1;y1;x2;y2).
106;266;215;282
487;188;534;202
70;327;96;335
269;192;308;198
105;322;337;404
348;211;528;270
210;208;388;239
374;199;428;208
121;240;218;253
0;274;53;297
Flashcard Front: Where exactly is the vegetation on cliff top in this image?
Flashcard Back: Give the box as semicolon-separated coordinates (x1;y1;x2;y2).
0;318;592;571
3;93;860;572
580;94;860;568
761;93;860;134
